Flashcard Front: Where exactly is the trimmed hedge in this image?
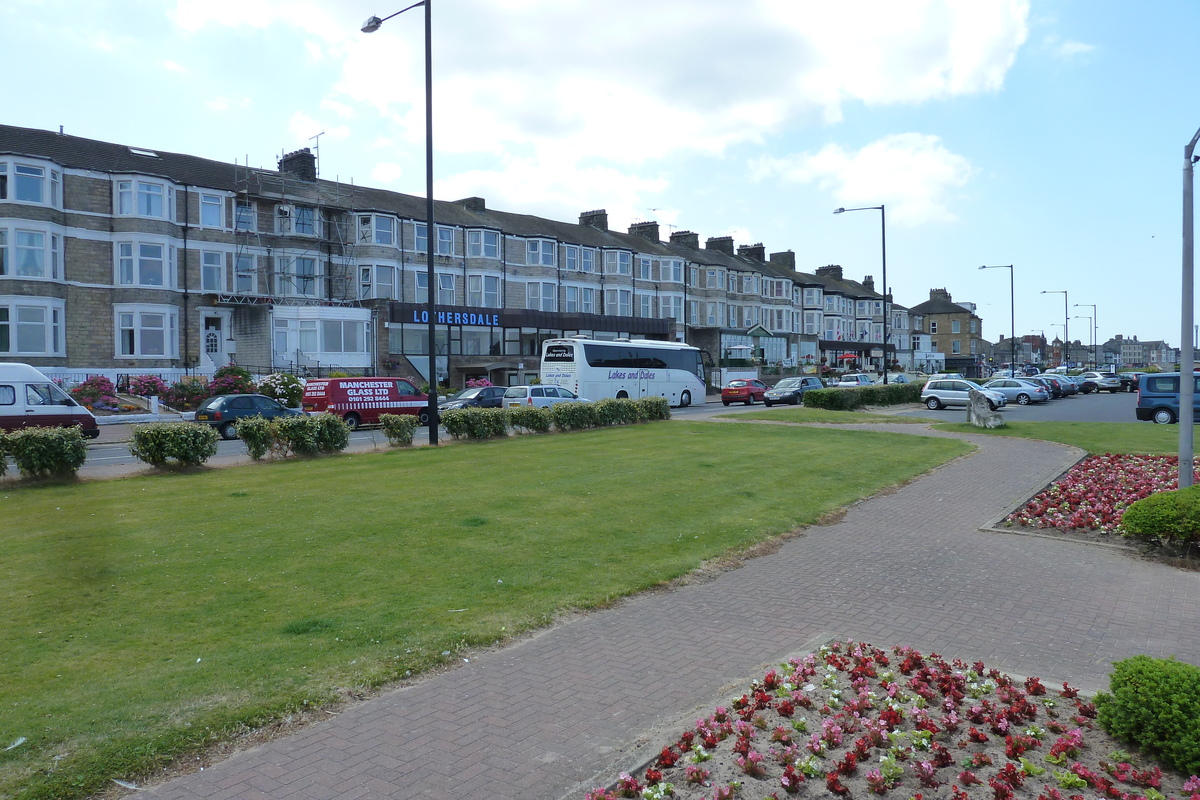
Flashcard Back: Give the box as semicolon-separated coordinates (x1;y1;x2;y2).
379;413;419;446
550;401;600;431
1120;485;1200;545
235;414;350;459
1096;654;1200;775
803;382;923;410
508;406;553;433
129;422;219;467
441;408;510;440
0;433;7;478
5;426;88;478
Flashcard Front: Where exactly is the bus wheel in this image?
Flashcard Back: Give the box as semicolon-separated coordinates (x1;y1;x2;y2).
616;391;629;399
679;390;691;408
343;412;360;430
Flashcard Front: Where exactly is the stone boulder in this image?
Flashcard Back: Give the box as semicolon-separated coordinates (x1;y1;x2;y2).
967;388;1005;428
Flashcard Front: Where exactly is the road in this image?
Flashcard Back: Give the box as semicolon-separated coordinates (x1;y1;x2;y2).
893;386;1140;423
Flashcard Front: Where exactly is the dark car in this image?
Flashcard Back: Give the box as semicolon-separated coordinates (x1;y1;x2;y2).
194;393;304;439
1028;375;1064;398
439;385;507;410
721;379;768;406
763;376;825;406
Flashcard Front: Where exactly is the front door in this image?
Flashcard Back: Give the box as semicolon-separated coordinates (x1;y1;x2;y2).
203;315;229;370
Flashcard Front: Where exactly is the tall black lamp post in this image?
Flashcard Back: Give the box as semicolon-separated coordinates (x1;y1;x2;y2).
363;2;438;445
1041;290;1068;368
979;265;1014;376
834;205;888;383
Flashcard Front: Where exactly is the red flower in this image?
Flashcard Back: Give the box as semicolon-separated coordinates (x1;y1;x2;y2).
655;746;678;768
826;773;850;795
643;768;662;785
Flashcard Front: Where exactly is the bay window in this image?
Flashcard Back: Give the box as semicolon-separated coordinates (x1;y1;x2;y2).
0;297;65;357
0;162;61;207
605;288;631;316
467;229;499;258
527;239;554;266
468;274;501;307
117;179;169;218
8;230;60;280
117;242;171;288
115;304;178;358
604;251;631;275
526;281;556;311
581;287;595;314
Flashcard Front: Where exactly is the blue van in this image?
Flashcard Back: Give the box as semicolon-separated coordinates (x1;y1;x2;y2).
1135;372;1200;424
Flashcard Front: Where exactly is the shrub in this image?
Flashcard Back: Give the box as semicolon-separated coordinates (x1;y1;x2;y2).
635;396;671;421
593;398;641;426
5;426;88;478
1120;485;1200;545
165;379;209;411
128;374;169;397
237;414;350;459
551;401;600;431
257;373;304;408
803;388;862;411
508;406;552;433
465;377;493;388
1095;654;1200;774
0;433;7;478
379;413;419;446
235;416;273;460
70;375;119;408
208;365;255;396
311;413;350;453
129;422;219;467
271;416;320;457
442;408;509;440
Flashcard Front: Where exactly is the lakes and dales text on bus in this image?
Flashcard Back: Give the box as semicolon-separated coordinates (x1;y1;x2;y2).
539;337;706;408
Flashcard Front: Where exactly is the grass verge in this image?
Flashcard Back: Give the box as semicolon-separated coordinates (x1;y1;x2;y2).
0;421;968;800
931;420;1182;454
724;407;928;424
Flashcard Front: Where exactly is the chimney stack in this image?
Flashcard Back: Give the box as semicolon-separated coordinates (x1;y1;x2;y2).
737;243;766;262
670;230;700;249
278;148;317;181
705;236;735;255
628;221;660;241
579;209;608;230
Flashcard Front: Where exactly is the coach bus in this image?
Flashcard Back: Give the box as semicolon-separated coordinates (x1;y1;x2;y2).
539;337;706;408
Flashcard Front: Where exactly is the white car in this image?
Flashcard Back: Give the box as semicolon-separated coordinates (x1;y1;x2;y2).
503;385;590;408
836;373;875;387
921;378;1007;411
1078;371;1122;393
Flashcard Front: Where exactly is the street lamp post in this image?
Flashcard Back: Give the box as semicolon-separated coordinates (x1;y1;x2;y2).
1041;290;1068;368
363;2;438;446
834;205;887;383
979;265;1014;377
1073;315;1092;370
1179;126;1200;488
1074;303;1097;369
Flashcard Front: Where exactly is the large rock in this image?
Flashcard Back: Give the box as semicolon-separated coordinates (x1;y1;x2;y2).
967;388;1005;428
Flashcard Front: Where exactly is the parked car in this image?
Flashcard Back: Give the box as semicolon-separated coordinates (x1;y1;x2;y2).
836;373;875;387
1118;372;1145;392
1029;375;1066;398
302;377;431;429
1135;372;1200;424
439;385;507;410
982;378;1050;405
195;393;304;439
1079;371;1122;393
874;373;916;384
721;379;769;405
763;376;825;406
920;378;1007;411
503;385;589;408
0;362;100;439
1068;375;1098;394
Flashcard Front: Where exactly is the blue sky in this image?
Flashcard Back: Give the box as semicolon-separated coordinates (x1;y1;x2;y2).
5;0;1198;347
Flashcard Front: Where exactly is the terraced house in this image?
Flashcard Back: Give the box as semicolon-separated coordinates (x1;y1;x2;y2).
1;123;915;387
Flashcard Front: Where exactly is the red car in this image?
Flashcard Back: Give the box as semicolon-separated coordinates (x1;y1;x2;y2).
721;379;768;406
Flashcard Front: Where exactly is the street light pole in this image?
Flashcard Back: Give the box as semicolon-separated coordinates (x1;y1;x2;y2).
363;2;438;445
1180;126;1200;487
979;265;1014;377
1041;290;1068;368
834;205;887;383
1073;316;1092;371
1074;303;1097;369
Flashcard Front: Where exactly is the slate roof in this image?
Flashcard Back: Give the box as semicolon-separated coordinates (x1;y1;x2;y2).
909;295;978;316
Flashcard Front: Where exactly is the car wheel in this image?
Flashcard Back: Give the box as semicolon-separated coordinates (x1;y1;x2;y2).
1153;408;1177;425
744;396;753;405
763;400;773;407
1109;388;1119;393
791;396;800;405
343;412;360;430
680;390;691;408
925;397;942;410
987;400;998;411
219;421;239;440
1016;393;1031;405
722;400;730;406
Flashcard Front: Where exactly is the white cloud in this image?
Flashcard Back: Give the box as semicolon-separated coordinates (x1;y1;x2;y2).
161;60;185;73
371;163;405;184
319;98;355;119
287;112;351;144
752;134;975;226
1043;35;1095;60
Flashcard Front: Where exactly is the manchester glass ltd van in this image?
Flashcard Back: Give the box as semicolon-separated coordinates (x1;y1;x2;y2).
1135;372;1200;424
301;377;431;428
0;363;100;438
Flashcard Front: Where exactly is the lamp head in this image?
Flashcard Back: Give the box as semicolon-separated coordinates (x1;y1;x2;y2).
833;208;845;214
361;15;383;33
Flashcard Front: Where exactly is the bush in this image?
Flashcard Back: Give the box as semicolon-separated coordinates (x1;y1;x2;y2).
311;413;350;453
257;373;304;408
208;365;256;397
272;416;320;457
508;406;552;433
551;401;600;431
802;387;863;411
5;426;88;478
1120;485;1200;545
635;396;671;421
0;433;7;478
1095;654;1200;775
165;379;209;411
379;413;420;446
70;375;118;408
129;422;219;467
128;374;169;397
235;416;274;460
465;377;493;388
237;414;350;459
803;383;923;410
593;398;639;426
441;408;510;440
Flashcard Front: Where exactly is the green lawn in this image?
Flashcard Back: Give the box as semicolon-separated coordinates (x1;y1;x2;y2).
931;420;1186;455
0;421;969;800
729;407;929;424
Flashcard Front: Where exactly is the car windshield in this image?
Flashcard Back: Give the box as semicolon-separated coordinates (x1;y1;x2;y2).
728;381;747;387
774;379;803;389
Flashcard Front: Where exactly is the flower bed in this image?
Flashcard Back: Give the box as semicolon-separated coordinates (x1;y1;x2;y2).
586;641;1199;800
1005;454;1195;533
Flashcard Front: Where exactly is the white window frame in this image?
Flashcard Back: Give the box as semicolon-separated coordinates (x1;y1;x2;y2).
952;319;961;334
581;286;595;314
114;303;179;359
581;248;595;273
605;288;631;316
467;274;501;307
0;296;65;357
200;193;224;228
526;281;556;312
234;253;257;294
200;250;225;292
360;264;397;300
116;240;173;288
279;254;320;298
467;229;500;258
639;294;652;317
234;200;257;232
116;178;171;219
0;161;62;208
438;273;455;305
929;320;938;334
527;239;555;266
4;228;61;281
604;251;631;275
638;258;653;281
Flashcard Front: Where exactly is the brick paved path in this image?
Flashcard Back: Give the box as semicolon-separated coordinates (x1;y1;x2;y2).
143;426;1200;800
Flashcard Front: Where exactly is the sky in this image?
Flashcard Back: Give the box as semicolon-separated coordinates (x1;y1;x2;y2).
4;0;1198;348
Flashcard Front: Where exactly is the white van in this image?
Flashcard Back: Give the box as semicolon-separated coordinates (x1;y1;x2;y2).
0;363;100;438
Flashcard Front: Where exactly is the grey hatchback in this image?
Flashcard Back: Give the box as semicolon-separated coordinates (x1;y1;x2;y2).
194;393;304;439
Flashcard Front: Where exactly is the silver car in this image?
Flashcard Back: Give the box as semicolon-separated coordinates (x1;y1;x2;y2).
920;379;1007;411
503;385;589;408
982;378;1050;405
